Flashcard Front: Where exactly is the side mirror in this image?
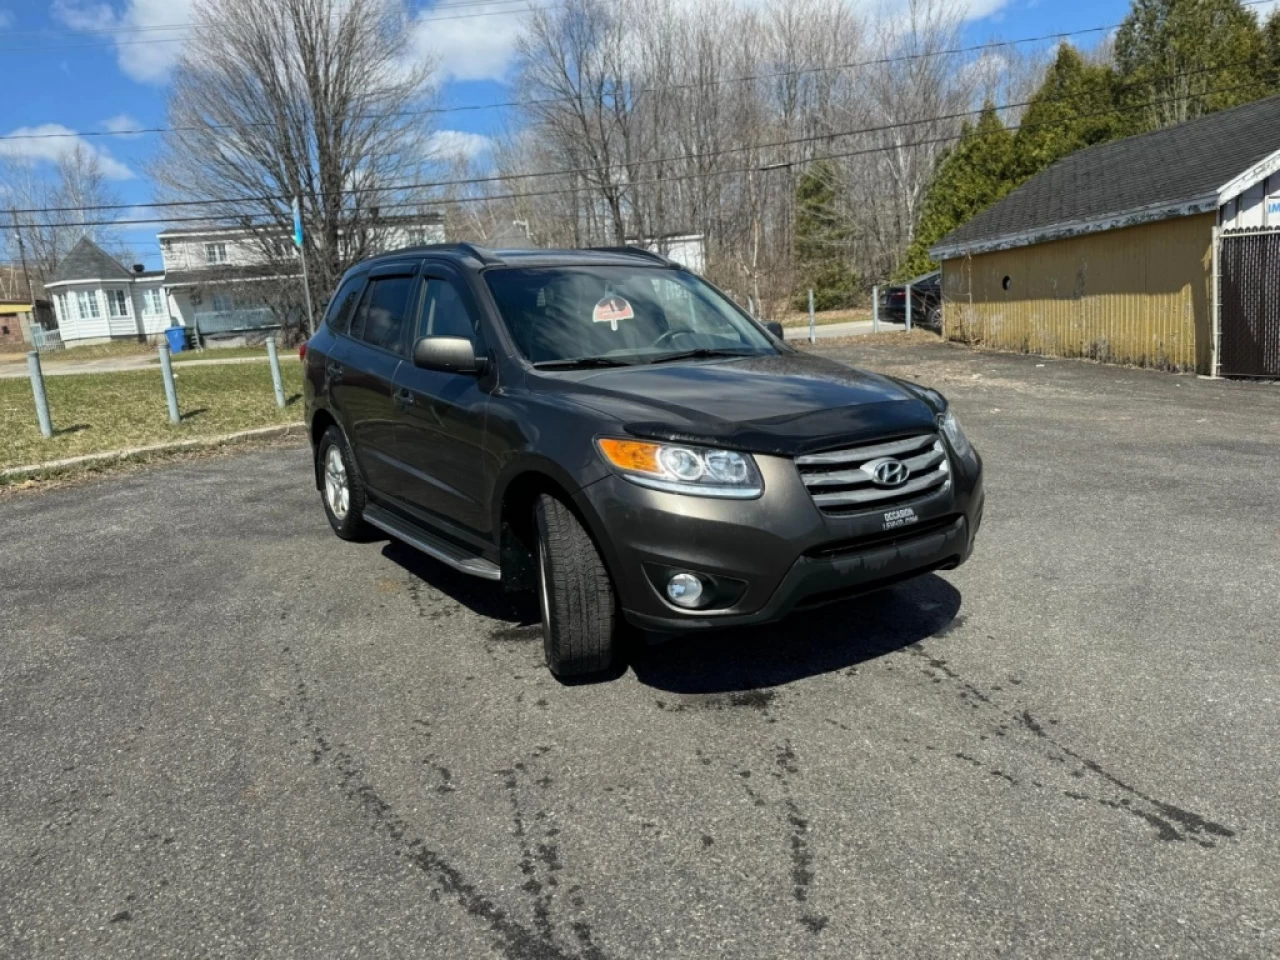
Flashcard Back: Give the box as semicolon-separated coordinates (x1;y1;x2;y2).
765;321;785;341
413;336;487;374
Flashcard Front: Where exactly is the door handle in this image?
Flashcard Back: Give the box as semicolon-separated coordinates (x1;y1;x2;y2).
394;388;415;407
326;362;344;381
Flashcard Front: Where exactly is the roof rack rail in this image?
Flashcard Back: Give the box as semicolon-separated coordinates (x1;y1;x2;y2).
454;242;504;266
589;246;675;266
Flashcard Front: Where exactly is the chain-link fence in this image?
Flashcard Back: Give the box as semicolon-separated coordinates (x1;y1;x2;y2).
1219;229;1280;379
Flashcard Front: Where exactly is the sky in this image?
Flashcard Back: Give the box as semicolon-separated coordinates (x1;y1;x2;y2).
0;0;1261;266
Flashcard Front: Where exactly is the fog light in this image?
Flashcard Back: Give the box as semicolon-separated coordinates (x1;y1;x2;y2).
666;573;705;609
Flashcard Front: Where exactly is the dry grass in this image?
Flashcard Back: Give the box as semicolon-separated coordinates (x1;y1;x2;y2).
779;307;873;328
1;361;305;472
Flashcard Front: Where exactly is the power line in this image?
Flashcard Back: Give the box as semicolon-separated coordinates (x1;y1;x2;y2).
5;57;1259;217
6;1;1273;142
0;0;613;54
7;80;1259;231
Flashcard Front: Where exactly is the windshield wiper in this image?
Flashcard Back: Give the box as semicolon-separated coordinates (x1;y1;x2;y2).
532;356;636;370
645;348;758;365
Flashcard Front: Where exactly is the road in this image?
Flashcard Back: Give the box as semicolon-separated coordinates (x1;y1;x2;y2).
2;341;1278;959
783;319;928;339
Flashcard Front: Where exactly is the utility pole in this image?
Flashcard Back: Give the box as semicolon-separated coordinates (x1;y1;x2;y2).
10;210;35;305
294;197;316;336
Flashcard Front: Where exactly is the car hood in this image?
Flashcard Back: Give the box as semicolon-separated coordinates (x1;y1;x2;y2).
528;352;939;457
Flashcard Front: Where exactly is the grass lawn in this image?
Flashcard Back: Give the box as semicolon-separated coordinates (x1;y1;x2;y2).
1;361;304;471
169;345;289;363
0;341;156;365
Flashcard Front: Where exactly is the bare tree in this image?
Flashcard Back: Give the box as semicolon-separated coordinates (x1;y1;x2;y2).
151;0;438;331
2;145;124;295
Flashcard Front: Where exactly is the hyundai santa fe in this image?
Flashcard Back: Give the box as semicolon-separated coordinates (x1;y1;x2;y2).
303;244;984;678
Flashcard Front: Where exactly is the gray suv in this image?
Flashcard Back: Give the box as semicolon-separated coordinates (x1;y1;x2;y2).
303;245;984;678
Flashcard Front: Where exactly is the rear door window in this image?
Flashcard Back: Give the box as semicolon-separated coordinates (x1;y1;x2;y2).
350;276;415;356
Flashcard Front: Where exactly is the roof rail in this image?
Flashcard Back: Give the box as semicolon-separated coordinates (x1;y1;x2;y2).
589;246;675;266
454;242;504;266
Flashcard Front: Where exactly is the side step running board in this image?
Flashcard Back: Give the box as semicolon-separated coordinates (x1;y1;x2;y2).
364;505;502;581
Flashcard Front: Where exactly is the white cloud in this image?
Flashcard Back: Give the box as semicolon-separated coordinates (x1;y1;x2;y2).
407;3;528;83
426;129;494;160
103;114;145;138
0;125;135;180
52;0;194;84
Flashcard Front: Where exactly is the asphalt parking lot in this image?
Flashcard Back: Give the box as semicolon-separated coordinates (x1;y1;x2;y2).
3;340;1278;959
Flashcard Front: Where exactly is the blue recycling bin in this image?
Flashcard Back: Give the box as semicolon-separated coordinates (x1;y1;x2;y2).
165;325;187;354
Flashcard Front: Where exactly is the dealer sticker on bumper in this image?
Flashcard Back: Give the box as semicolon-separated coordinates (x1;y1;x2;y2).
882;507;919;531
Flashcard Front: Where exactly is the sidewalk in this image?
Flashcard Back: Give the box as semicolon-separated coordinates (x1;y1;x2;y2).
0;354;277;379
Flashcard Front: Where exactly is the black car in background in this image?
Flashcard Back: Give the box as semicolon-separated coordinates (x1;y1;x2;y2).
882;270;942;331
303;245;983;678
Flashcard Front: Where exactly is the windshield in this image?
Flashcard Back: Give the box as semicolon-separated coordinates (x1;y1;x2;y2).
483;266;777;365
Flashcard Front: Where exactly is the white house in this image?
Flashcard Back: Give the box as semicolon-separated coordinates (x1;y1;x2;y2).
45;214;447;347
156;214;446;339
45;237;173;345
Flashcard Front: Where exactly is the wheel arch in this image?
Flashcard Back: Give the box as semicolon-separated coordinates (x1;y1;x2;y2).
494;462;619;594
309;408;339;489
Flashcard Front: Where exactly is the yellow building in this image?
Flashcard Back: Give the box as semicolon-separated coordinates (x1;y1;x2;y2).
931;96;1280;377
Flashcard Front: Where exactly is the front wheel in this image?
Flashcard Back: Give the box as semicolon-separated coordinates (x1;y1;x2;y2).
534;494;620;678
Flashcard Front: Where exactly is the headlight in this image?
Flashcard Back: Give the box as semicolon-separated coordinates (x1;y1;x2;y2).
597;438;763;498
938;409;971;457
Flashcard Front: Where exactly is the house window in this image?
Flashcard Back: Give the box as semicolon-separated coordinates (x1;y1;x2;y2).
76;290;102;319
211;292;234;314
142;288;166;316
405;228;431;247
107;289;130;318
206;242;228;265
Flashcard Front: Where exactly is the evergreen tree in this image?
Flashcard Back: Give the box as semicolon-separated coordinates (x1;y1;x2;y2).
1115;0;1267;130
792;160;858;311
896;104;1015;280
1013;44;1126;181
1264;8;1280;90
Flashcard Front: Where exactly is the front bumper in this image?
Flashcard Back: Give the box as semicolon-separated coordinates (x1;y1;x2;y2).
575;446;983;632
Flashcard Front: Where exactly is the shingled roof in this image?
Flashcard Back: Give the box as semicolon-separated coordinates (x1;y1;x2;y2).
932;95;1280;259
47;237;135;284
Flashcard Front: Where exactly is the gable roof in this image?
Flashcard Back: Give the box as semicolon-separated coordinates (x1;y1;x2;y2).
933;95;1280;259
48;237;135;285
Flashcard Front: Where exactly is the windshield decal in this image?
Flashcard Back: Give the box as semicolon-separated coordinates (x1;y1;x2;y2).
593;295;635;331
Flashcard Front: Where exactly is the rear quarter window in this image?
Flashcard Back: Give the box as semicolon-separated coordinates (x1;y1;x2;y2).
324;274;366;333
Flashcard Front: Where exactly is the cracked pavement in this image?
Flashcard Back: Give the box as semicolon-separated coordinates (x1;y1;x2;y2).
2;341;1278;958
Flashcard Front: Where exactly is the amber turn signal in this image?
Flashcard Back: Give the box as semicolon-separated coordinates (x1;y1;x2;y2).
596;438;662;475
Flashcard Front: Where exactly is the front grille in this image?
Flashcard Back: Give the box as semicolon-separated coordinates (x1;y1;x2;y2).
806;514;962;560
795;433;950;515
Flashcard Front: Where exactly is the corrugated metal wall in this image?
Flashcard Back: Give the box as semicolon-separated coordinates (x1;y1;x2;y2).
941;213;1215;373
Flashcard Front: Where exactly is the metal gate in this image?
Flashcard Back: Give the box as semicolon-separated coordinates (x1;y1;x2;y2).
1218;228;1280;378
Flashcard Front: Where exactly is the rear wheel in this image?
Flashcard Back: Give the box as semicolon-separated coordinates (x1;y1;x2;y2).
534;494;619;678
318;425;369;541
927;306;943;331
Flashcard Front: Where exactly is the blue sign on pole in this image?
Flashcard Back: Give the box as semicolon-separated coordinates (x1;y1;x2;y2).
292;197;304;248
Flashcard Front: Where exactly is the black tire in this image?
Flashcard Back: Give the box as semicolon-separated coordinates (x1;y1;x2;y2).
317;425;370;541
534;494;619;678
927;306;943;332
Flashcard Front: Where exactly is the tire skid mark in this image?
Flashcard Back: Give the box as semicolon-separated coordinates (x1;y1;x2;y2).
773;742;828;935
908;644;1235;846
700;734;828;936
281;648;609;960
500;752;610;960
